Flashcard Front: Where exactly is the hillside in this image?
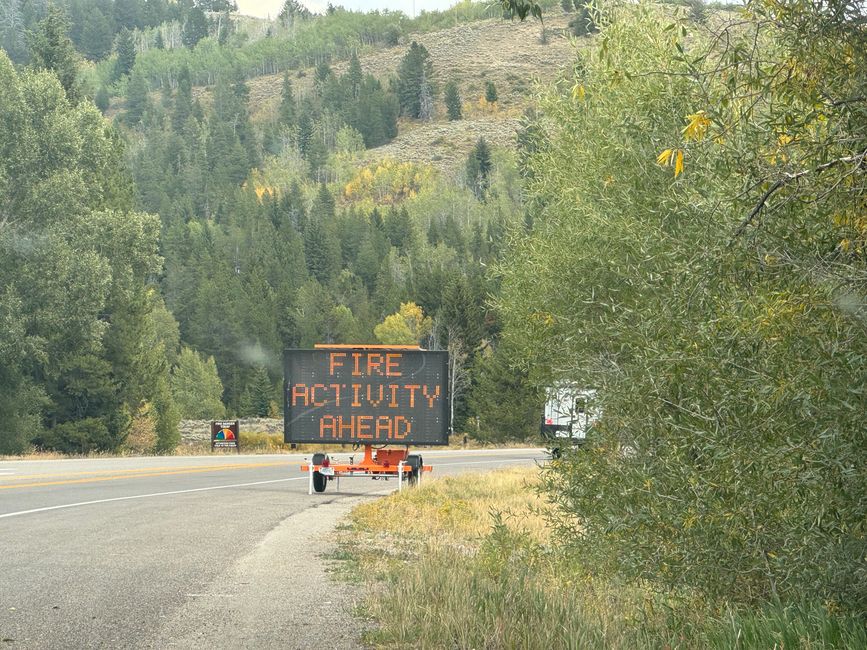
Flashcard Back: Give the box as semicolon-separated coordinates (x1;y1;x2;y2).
244;13;575;111
194;13;580;172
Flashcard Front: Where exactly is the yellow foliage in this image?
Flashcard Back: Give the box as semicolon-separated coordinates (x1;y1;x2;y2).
374;301;433;346
682;110;711;142
343;158;434;206
674;149;684;177
657;148;674;165
254;185;276;202
656;148;685;177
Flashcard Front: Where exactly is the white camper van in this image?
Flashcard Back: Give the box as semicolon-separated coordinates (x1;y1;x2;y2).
541;386;598;457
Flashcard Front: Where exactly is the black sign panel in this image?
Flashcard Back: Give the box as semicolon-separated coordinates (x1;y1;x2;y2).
283;348;449;446
211;420;240;451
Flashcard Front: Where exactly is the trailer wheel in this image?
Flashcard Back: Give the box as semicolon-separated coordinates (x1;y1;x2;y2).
406;454;422;485
312;453;328;493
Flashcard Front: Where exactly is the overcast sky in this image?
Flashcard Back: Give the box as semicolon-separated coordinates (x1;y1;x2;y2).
235;1;461;20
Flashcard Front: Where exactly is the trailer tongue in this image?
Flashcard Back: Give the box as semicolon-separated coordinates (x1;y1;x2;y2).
285;345;449;493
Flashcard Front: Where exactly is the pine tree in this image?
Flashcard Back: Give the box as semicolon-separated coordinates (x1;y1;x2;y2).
154;31;165;50
94;86;110;113
27;5;80;100
466;137;493;200
444;80;462;120
485;80;498;104
125;68;150;125
172;66;194;132
278;72;296;128
240;366;272;417
297;110;314;156
80;7;114;61
346;52;363;100
115;28;136;79
182;6;208;48
396;41;434;118
469;343;541;443
114;0;143;30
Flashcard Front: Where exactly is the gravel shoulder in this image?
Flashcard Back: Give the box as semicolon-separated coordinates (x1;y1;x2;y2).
151;491;387;649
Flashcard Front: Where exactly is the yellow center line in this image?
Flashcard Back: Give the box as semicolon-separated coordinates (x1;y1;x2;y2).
1;462;291;481
0;462;292;490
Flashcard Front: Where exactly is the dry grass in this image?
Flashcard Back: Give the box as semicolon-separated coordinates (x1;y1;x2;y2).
337;467;673;648
349;465;547;541
333;467;865;649
359;117;523;175
236;14;577;121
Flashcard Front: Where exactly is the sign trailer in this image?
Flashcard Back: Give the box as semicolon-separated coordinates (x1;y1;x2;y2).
284;345;449;493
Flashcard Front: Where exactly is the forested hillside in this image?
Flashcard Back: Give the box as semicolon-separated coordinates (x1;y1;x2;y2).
0;0;573;455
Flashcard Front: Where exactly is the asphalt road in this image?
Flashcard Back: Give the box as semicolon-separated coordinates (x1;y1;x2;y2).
0;449;544;649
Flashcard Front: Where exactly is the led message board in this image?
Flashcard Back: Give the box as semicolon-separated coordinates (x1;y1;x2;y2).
283;348;449;446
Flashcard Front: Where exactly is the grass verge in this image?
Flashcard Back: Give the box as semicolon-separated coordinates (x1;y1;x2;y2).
335;467;866;649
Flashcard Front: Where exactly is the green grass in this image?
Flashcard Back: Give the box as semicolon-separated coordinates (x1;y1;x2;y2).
335;468;866;649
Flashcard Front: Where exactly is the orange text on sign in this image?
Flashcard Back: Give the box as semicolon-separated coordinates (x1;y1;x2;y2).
328;352;403;377
291;384;441;409
319;415;411;440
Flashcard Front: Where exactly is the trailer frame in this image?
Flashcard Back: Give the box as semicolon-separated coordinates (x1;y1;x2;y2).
301;443;432;494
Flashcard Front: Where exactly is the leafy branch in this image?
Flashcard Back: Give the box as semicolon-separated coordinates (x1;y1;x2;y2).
731;149;867;242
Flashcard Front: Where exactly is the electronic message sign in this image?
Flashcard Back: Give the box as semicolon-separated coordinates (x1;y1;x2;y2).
283;347;449;446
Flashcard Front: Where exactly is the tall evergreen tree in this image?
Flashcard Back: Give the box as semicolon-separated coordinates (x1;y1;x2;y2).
125;67;150;125
466;137;493;200
94;85;110;112
182;6;208;48
114;0;143;30
395;41;434;119
79;6;114;61
444;80;462;120
172;65;194;132
278;72;296;128
114;28;136;79
27;5;80;100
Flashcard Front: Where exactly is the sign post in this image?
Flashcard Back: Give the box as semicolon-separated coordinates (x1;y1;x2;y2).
211;420;240;452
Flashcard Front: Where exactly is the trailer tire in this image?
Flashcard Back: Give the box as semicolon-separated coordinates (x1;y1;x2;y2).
312;453;328;493
406;454;422;485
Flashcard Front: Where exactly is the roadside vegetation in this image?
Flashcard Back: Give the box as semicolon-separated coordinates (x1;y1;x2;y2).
338;468;866;648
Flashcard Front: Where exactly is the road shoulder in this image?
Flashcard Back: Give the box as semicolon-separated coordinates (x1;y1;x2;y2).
152;492;385;649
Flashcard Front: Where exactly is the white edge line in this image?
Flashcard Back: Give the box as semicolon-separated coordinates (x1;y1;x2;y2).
0;477;307;520
0;457;543;520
